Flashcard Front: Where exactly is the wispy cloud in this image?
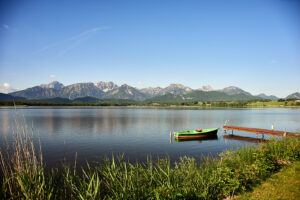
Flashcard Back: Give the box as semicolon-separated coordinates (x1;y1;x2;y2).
68;27;105;41
39;41;61;52
39;26;110;55
3;24;9;29
50;74;56;78
0;83;16;93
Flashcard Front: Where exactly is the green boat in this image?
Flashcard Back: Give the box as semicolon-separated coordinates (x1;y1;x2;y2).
174;128;218;139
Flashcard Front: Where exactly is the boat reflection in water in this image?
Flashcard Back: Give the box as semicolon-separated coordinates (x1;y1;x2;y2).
174;134;218;143
223;134;268;143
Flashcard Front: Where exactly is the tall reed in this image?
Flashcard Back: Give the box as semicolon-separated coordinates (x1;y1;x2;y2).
0;111;53;199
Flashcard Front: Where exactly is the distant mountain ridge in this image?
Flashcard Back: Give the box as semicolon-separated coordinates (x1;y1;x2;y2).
9;82;196;100
40;81;64;90
95;81;118;92
286;92;300;100
219;86;252;96
102;84;148;101
256;93;279;100
7;81;294;102
58;82;103;99
146;91;260;103
0;93;26;101
140;83;192;97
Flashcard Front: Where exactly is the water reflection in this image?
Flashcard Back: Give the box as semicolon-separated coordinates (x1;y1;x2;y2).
0;109;11;136
27;109;205;137
223;134;267;143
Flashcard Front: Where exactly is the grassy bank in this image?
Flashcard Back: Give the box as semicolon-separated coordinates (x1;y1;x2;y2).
0;119;299;199
247;100;300;107
236;161;300;200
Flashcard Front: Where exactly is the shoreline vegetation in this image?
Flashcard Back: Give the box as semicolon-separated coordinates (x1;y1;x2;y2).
235;161;300;200
1;99;300;108
0;116;299;199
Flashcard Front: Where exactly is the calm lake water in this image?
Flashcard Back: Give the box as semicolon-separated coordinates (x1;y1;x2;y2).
0;107;299;167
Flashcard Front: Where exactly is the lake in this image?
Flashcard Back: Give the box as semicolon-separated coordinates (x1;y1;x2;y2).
0;107;299;167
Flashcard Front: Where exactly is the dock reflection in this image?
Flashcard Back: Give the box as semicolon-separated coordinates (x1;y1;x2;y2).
223;134;268;143
174;134;218;143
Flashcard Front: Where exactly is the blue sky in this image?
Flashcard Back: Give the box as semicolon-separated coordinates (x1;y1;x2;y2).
0;0;299;98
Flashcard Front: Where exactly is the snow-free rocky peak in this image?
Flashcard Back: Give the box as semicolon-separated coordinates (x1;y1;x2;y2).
95;81;118;92
256;93;279;100
40;81;64;90
220;86;252;96
286;92;300;100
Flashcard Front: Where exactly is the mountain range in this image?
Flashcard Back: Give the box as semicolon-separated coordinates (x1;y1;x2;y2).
286;92;300;100
3;81;298;102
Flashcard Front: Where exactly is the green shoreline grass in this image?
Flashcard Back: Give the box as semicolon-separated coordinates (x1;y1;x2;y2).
236;161;300;200
0;116;299;199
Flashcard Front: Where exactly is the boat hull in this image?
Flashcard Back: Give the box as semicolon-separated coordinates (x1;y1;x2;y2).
175;134;218;142
174;128;218;139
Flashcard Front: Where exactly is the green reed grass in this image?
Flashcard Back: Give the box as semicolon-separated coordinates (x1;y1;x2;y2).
0;114;299;199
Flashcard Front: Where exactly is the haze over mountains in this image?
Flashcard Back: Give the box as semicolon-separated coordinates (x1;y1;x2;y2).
4;81;299;102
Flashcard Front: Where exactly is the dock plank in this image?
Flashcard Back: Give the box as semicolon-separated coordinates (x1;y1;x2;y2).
223;125;300;138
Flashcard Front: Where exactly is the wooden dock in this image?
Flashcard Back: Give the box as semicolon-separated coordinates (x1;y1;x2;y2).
223;125;300;138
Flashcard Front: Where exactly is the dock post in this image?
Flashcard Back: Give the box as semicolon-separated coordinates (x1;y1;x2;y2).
223;129;227;134
284;128;287;137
